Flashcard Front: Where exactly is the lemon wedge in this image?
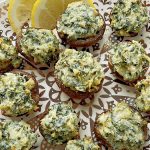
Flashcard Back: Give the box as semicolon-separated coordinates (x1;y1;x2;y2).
31;0;95;30
8;0;37;33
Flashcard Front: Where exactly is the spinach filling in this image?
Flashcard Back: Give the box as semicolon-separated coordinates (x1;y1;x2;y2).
0;121;37;150
0;37;21;69
135;77;150;112
40;103;79;144
111;0;149;35
0;37;17;61
57;2;104;40
110;41;150;81
55;49;104;92
0;73;37;116
20;28;59;64
96;102;147;150
65;137;99;150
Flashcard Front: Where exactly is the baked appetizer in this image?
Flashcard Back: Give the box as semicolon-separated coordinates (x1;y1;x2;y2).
65;137;100;150
109;40;150;84
39;103;79;145
57;1;106;47
94;102;148;150
135;76;150;113
54;49;104;99
0;120;37;149
0;70;39;116
0;37;22;73
16;28;60;64
110;0;149;36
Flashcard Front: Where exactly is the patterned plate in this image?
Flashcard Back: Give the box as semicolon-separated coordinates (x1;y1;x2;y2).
0;0;150;149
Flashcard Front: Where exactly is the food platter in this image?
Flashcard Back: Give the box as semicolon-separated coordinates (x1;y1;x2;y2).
0;0;150;149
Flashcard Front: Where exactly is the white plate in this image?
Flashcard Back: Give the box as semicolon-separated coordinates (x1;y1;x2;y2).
0;0;150;149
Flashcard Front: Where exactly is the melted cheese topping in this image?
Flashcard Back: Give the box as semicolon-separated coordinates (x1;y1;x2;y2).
65;137;99;150
0;73;37;116
0;121;37;150
20;28;59;64
96;102;147;150
57;1;104;40
0;37;18;69
40;103;79;144
55;49;104;92
110;0;148;35
110;40;149;81
135;76;150;112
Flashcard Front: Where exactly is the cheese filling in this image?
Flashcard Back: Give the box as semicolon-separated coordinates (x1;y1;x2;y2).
96;102;147;150
135;76;150;112
40;103;79;144
110;40;149;81
57;1;104;40
20;28;59;64
0;73;37;116
0;121;37;150
55;49;104;92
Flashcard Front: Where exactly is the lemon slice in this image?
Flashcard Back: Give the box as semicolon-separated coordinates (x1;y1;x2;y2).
31;0;95;30
8;0;37;33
